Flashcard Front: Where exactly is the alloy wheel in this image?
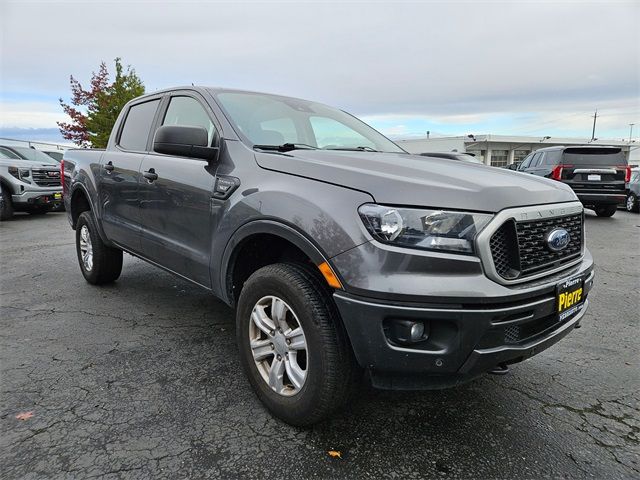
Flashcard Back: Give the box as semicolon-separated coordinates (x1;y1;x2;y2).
79;225;93;272
249;295;308;396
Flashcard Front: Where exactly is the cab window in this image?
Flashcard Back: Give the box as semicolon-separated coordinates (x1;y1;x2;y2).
119;99;160;151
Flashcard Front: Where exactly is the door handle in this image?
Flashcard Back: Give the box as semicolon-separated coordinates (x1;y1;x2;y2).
104;161;114;172
143;168;158;182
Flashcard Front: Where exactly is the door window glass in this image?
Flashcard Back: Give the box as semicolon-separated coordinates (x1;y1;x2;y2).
533;153;545;167
162;96;216;145
119;99;160;151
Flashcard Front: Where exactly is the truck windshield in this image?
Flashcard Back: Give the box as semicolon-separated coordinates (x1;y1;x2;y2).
9;146;59;163
214;91;405;154
562;148;627;166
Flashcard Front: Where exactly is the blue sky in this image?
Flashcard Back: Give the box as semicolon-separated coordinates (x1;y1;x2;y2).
1;1;638;145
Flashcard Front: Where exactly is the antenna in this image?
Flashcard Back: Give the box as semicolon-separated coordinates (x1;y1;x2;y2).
591;109;598;141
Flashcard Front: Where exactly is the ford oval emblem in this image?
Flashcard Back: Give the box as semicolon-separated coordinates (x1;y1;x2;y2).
546;228;571;252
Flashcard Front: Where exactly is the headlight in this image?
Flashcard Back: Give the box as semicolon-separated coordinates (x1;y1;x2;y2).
8;166;31;183
358;204;493;254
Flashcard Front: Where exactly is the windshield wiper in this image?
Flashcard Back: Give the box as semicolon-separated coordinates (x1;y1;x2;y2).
253;143;318;152
325;146;378;152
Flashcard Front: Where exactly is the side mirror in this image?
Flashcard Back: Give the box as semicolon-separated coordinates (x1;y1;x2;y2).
153;125;218;161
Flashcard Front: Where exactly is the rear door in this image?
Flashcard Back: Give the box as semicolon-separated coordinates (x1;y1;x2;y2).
99;97;161;252
137;92;219;288
558;147;627;195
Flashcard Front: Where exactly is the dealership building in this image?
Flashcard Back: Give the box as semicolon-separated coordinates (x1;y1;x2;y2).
396;135;639;167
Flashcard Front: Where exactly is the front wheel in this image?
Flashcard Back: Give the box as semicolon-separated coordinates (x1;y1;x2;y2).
595;205;617;217
626;193;639;213
236;263;359;426
75;211;123;284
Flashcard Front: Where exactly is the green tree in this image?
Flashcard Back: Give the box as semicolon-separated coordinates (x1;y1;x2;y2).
58;58;145;148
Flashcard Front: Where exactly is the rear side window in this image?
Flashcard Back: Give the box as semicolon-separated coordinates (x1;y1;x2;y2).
162;96;217;145
541;150;561;166
119;99;160;151
562;148;626;166
528;152;541;167
533;153;545;167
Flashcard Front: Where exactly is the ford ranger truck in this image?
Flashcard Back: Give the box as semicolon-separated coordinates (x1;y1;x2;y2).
62;87;595;426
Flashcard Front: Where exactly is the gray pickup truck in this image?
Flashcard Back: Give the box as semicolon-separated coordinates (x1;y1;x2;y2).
63;87;595;426
1;145;63;220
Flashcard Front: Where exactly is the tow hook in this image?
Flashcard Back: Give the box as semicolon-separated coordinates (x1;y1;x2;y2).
489;363;510;375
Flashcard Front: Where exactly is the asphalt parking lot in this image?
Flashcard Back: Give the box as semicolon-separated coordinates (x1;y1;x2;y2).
1;210;638;479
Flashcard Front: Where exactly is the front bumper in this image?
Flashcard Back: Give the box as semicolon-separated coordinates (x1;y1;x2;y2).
333;260;594;390
12;189;63;208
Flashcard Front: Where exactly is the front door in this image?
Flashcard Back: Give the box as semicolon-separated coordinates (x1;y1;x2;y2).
138;93;218;288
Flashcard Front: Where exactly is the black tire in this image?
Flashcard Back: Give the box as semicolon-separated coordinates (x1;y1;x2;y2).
0;186;13;221
76;211;123;285
626;193;639;213
594;205;617;217
236;262;360;426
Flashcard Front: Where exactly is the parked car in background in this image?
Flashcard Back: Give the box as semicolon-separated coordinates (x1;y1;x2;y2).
42;150;65;162
62;86;594;426
518;146;630;217
626;168;640;213
505;162;521;170
420;152;484;164
0;145;63;220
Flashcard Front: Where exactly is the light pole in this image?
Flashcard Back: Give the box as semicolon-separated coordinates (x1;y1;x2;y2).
630;123;635;143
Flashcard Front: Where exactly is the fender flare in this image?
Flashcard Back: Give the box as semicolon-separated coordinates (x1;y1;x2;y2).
69;182;96;226
69;182;111;245
218;219;335;305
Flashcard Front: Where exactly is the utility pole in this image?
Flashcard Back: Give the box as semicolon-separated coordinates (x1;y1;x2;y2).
630;123;635;143
591;109;598;141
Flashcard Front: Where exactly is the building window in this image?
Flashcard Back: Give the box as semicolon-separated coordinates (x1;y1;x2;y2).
514;149;530;163
491;150;509;167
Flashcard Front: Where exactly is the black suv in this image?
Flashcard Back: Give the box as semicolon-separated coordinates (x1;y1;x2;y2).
518;146;630;217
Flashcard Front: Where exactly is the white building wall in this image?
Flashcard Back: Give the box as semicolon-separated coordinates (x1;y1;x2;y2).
396;137;466;154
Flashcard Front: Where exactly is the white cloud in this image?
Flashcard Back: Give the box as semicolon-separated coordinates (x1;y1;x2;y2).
0;101;66;129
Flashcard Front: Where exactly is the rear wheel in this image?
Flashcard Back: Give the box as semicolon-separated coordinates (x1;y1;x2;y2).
236;263;359;426
626;193;639;213
76;211;123;284
0;186;13;221
595;205;617;217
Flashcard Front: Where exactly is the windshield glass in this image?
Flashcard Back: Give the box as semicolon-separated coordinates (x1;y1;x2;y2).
0;146;26;160
9;146;58;163
214;91;405;153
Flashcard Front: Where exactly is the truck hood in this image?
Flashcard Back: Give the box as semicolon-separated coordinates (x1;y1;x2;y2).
0;158;58;168
255;150;577;213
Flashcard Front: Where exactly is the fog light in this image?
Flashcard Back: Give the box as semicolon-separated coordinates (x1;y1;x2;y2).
391;319;428;345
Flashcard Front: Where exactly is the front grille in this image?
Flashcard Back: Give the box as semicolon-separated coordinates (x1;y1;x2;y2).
490;213;583;280
32;169;62;187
